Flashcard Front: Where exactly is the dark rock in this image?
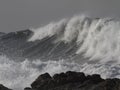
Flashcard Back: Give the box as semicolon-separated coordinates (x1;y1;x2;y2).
24;87;32;90
31;73;52;89
86;74;104;83
92;78;120;90
0;84;12;90
66;71;86;83
26;71;120;90
53;72;67;85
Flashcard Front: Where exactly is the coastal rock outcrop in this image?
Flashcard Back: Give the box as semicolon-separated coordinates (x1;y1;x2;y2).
0;84;12;90
25;71;120;90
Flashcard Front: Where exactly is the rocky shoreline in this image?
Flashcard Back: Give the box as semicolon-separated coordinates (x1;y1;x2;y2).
1;71;120;90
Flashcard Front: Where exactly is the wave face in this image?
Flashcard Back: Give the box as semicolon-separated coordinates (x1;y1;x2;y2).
0;15;120;89
29;15;120;63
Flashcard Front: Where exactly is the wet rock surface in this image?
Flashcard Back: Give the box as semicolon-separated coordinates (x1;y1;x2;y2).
24;71;120;90
0;84;12;90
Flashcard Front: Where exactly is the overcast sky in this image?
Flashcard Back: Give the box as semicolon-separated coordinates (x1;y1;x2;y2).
0;0;120;32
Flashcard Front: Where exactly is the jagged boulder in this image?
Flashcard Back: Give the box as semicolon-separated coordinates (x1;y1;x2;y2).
0;84;12;90
31;73;54;89
53;71;86;85
92;78;120;90
25;71;120;90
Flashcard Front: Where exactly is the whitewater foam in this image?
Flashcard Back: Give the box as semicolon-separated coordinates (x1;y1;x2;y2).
0;55;81;90
1;15;120;90
0;55;120;90
28;15;120;63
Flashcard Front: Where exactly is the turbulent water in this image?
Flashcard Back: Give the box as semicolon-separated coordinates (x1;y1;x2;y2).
0;15;120;90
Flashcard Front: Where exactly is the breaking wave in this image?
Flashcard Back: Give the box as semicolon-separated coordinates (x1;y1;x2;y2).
29;15;120;63
1;15;120;90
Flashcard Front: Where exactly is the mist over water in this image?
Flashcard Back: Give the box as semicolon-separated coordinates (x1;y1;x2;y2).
1;55;120;90
0;55;83;90
1;15;120;90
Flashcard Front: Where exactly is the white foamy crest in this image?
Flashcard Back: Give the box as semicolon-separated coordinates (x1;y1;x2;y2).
77;18;120;63
29;19;68;41
28;15;120;63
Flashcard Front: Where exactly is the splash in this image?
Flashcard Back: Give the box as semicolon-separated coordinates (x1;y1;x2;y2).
29;15;120;63
1;15;120;90
0;55;120;90
0;55;80;90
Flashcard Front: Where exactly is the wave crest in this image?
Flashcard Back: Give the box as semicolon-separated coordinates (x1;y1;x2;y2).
28;15;120;63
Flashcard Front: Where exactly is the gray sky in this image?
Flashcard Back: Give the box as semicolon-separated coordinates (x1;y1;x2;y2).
0;0;120;32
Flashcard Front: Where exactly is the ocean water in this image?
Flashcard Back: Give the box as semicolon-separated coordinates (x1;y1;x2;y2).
0;15;120;90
